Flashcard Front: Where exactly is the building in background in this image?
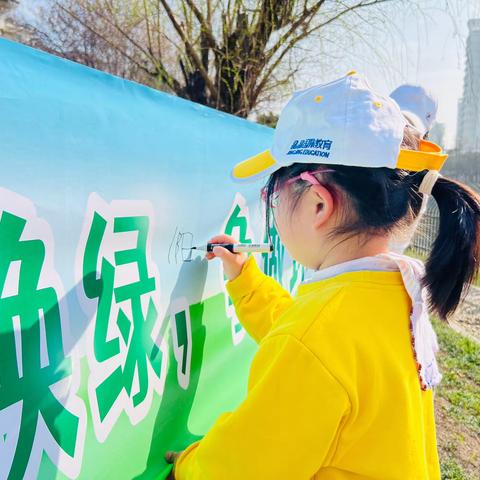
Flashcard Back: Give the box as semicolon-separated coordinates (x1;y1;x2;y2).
456;19;480;153
428;122;445;147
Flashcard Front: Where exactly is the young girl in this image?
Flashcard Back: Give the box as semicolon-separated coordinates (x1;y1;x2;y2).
166;72;480;479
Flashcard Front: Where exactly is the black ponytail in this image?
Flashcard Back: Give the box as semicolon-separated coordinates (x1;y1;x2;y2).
424;177;480;320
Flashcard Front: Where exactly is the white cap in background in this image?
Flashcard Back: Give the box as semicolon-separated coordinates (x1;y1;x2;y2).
390;84;438;138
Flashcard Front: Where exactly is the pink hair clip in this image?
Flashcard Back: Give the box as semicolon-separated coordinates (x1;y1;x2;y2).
260;167;335;204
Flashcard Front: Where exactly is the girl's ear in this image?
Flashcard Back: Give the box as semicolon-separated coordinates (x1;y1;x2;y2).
310;183;334;228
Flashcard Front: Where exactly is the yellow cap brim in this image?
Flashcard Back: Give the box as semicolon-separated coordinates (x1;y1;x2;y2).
231;139;447;182
396;139;448;171
231;149;279;182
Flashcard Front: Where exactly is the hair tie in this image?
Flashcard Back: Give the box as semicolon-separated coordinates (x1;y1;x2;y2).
418;170;442;195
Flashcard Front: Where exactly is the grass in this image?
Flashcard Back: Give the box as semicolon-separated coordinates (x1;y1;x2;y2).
432;316;480;433
431;316;480;479
440;459;473;480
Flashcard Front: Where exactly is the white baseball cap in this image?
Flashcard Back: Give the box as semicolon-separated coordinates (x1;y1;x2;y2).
390;84;438;137
232;72;447;183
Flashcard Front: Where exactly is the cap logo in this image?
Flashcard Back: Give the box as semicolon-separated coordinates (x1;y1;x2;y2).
287;137;333;158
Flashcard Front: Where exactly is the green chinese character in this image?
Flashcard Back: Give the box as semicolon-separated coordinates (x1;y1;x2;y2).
174;310;188;377
83;213;163;422
224;203;252;338
0;212;81;480
224;204;252;246
289;259;305;292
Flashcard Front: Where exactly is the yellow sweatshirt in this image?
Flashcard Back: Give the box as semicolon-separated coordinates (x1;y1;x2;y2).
174;255;441;479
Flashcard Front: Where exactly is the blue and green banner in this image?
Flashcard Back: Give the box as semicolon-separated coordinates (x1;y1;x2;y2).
0;38;304;479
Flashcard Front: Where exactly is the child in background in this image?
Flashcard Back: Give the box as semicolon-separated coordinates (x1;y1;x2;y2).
166;72;480;479
389;84;439;254
390;83;438;140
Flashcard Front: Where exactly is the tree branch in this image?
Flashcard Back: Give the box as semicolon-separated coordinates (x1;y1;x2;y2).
255;0;393;100
183;0;218;50
57;3;152;76
98;0;181;90
158;0;219;98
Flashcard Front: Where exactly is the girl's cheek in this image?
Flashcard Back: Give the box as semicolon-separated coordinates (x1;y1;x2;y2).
275;200;293;245
274;195;288;232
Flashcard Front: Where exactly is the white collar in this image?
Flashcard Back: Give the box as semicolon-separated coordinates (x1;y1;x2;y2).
303;254;400;284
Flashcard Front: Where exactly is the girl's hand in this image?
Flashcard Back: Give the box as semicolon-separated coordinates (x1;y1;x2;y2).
205;234;248;281
165;450;182;479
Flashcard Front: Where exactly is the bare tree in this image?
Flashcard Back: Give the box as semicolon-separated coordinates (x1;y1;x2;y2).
0;0;17;14
1;0;35;42
24;0;395;117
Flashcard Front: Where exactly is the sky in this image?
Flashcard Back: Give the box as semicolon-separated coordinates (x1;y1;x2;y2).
15;0;480;149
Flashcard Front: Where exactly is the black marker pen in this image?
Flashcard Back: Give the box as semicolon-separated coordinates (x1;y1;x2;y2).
191;243;273;253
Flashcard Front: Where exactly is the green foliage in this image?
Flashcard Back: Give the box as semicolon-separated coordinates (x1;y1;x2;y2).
256;112;279;128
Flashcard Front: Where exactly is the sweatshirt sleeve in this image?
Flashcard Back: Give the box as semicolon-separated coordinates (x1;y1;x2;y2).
173;334;351;480
225;255;294;343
